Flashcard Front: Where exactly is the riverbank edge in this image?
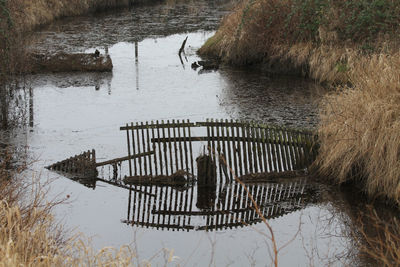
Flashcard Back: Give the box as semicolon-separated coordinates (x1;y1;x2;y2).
8;0;153;32
198;2;400;208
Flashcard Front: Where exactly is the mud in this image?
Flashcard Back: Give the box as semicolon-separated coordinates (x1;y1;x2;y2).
29;52;113;73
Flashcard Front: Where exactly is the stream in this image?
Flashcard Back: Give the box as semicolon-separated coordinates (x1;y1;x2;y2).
1;0;387;266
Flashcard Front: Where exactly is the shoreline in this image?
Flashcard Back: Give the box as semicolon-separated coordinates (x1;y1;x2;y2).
9;0;145;32
199;0;400;207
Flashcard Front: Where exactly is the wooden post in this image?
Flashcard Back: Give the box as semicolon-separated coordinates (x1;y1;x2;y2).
196;154;216;187
196;185;216;211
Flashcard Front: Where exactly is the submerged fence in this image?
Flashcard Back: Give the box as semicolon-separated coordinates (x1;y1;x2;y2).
47;119;318;185
120;119;317;184
122;178;312;231
46;119;318;231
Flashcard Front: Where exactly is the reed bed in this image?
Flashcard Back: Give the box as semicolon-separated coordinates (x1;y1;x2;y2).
317;52;400;206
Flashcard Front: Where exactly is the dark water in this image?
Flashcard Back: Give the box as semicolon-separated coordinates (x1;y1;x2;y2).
2;0;387;266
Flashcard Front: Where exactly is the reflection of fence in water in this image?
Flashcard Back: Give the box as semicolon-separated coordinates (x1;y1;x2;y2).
46;119;317;230
123;179;310;231
102;119;317;184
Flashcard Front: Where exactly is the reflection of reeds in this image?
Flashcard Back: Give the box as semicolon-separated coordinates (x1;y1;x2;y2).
354;207;400;266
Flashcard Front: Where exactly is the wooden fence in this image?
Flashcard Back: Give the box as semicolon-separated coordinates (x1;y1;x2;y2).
120;119;317;185
47;119;318;185
122;178;311;231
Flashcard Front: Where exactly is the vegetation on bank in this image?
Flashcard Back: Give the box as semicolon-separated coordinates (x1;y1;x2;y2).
0;175;140;266
199;0;399;82
7;0;138;31
200;0;400;205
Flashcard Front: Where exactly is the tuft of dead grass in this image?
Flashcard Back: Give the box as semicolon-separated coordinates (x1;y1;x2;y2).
317;52;400;206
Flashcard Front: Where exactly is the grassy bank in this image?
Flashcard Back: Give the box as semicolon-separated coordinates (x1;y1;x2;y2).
7;0;139;32
200;0;400;206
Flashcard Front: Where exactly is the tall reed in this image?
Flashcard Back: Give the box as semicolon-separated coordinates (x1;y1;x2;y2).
317;52;400;205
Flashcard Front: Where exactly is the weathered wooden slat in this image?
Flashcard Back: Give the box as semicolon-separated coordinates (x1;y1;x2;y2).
95;151;154;167
235;120;243;177
120;121;196;130
279;130;289;171
267;128;277;172
140;122;148;175
135;122;142;176
122;220;195;231
215;119;223;184
145;121;153;176
182;122;189;173
187;119;194;176
156;120;163;175
172;120;179;171
177;120;184;172
251;123;259;173
161;120;169;176
241;121;249;174
245;123;253;174
151;121;158;176
166;120;174;175
221;121;231;182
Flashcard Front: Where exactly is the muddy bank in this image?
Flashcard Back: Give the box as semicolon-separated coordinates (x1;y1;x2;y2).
29;52;112;73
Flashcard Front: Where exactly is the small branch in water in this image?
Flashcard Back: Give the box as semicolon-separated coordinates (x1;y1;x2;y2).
178;36;188;55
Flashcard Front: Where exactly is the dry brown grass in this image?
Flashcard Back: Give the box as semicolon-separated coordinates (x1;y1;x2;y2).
317;51;400;206
8;0;133;32
199;0;400;83
0;172;139;266
201;0;400;205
